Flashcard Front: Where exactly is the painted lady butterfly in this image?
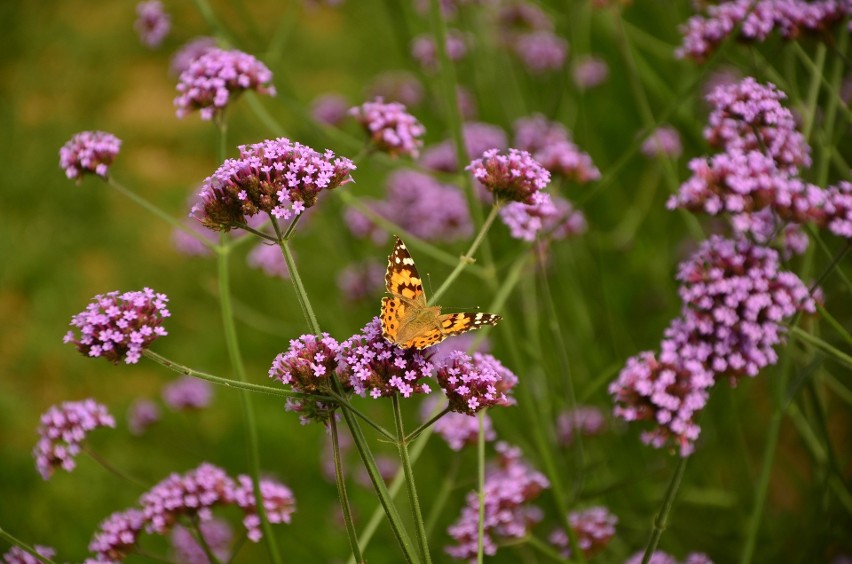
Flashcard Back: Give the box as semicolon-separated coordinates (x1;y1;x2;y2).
380;236;501;350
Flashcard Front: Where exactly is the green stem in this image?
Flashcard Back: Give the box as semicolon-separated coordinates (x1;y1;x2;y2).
476;410;486;564
790;327;852;369
326;389;396;441
189;516;222;564
270;216;321;333
393;394;432;563
405;406;451;443
425;456;461;536
0;527;57;564
815;27;848;186
816;303;852;348
83;445;149;489
641;456;689;564
217;237;282;564
330;416;363;563
801;43;827;142
525;534;571;563
428;202;503;305
739;409;782;564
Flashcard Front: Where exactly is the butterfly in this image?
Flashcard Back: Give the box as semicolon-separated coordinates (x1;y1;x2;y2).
380;236;502;350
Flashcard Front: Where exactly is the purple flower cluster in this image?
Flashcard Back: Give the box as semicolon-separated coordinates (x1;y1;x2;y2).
162;376;213;411
642;126;683;159
429;333;490;365
171;519;232;564
174;48;276;120
349;98;426;158
573;55;609;90
436;351;518;415
59;131;122;181
626;551;714;564
134;1;170;48
89;509;145;562
366;71;424;108
512;31;568;74
467;148;551;204
344;169;473;244
192;137;355;231
446;442;549;560
549;506;618;559
337;317;433;399
513;115;600;183
557;405;606;445
497;3;553;40
499;192;587;242
423;397;497;451
247;242;291;279
420;122;508;172
269;333;345;424
34;399;116;480
337;259;386;302
311;93;350;126
677;0;850;62
825;181;852;239
2;545;56;564
233;474;297;541
64;288;170;365
411;31;468;71
127;398;160;436
170;36;218;76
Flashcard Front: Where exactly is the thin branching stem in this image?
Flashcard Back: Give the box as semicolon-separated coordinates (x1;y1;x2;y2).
393;394;432;563
330;416;363;563
405;406;451;443
0;527;57;564
641;456;689;564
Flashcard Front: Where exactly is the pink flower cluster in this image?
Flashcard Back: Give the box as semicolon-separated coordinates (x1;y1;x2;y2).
33;399;116;480
467;148;551;204
170;36;217;76
677;0;850;62
2;545;56;564
432;408;496;451
435;351;518;415
162;376;213;411
446;442;549;560
642;126;683;159
411;31;468;71
557;405;606;445
311;93;350;126
59;131;122;181
174;48;276;120
513;115;600;183
192;137;355;231
499;192;587;242
512;31;568;74
171;519;232;564
337;259;386;302
420;122;508;172
127;398;160;436
247;242;291;279
349;98;426;158
549;506;618;559
573;55;609;90
134;1;170;48
64;288;170;365
89;509;145;562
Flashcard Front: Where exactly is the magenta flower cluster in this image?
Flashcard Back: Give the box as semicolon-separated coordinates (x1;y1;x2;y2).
170;36;217;76
573;55;609;90
2;545;56;564
345;169;472;244
349;98;426;158
162;376;213;411
171;519;232;564
127;398;160;436
467;148;551;204
174;48;276;120
134;1;170;48
420;121;507;173
642;126;683;159
446;442;549;560
411;31;468;71
33;399;116;480
64;288;170;365
500;192;587;242
89;509;145;562
513;115;600;183
677;0;851;62
512;31;568;74
429;405;496;451
549;506;618;559
192;137;355;231
557;405;606;445
59;131;122;181
435;351;518;415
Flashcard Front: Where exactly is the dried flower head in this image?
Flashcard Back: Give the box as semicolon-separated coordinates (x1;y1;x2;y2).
349;98;426;158
467;148;551;204
59;131;122;182
162;376;213;411
64;288;170;365
135;1;170;48
436;351;518;415
34;399;116;479
549;506;618;559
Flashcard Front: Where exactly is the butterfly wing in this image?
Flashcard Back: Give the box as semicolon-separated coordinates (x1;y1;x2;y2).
381;296;408;345
385;236;427;307
437;312;502;339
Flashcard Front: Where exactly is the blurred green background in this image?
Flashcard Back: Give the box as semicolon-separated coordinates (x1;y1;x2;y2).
1;0;850;562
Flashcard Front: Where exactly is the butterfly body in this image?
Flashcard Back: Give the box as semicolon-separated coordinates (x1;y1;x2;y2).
381;236;501;350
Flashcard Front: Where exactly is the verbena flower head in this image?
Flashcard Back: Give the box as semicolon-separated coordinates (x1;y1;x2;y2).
825;180;852;239
135;1;170;48
513;115;599;183
141;463;235;533
89;509;145;562
557;405;606;445
705;77;810;172
34;399;116;479
59;131;122;182
233;475;297;542
466;148;551;204
311;93;350;126
174;48;275;120
642;126;683;159
549;506;618;559
338;259;386;302
429;333;490;365
411;31;468;71
513;31;568;74
435;351;518;415
609;351;714;456
64;288;170;364
665;236;815;383
337;317;433;399
626;550;715;564
269;333;345;425
162;376;213;411
170;36;217;76
420;122;508;172
192;137;355;231
573;55;609;90
366;71;424;108
171;519;232;564
3;546;56;564
446;442;549;560
500;192;587;242
247;242;291;279
349;98;426;158
127;398;160;436
422;396;496;451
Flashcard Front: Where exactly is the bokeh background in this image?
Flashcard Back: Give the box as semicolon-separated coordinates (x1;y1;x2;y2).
1;0;850;562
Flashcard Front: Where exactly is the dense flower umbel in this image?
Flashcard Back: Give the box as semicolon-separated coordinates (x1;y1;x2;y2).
171;519;232;564
467;148;551;204
2;545;56;564
420;122;508;172
626;550;714;564
677;0;851;62
642;126;683;159
89;509;145;561
705;78;810;172
500;192;587;242
127;398;160;436
512;31;568;74
436;351;518;415
349;98;426;158
513;115;600;183
422;397;497;450
134;1;170;48
233;475;296;542
337;317;434;399
162;376;213;411
549;506;618;559
170;36;218;75
731;209;810;258
34;399;116;479
59;131;122;181
609;352;714;456
174;48;275;120
64;288;170;364
192;137;355;231
411;31;468;71
557;405;606;445
446;442;549;560
269;333;345;424
665;236;815;382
